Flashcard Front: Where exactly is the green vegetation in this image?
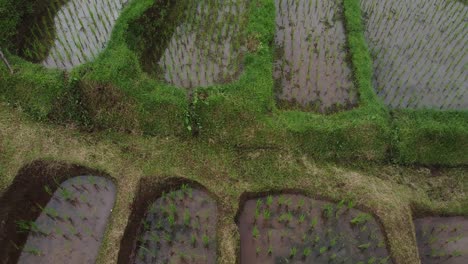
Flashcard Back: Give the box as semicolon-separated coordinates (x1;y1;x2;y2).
0;0;65;56
125;0;189;75
0;0;466;262
0;0;466;164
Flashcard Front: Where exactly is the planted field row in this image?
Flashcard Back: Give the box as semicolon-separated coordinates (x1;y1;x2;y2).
158;0;248;90
238;194;391;263
274;0;357;113
361;0;468;110
22;0;128;70
415;217;468;264
133;185;218;264
17;176;116;264
1;163;467;263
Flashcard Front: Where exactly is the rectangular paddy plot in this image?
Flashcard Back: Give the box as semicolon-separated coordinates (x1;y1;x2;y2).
414;217;468;263
361;0;468;110
29;0;129;70
274;0;357;113
16;176;116;264
238;194;391;264
158;0;248;89
118;182;218;264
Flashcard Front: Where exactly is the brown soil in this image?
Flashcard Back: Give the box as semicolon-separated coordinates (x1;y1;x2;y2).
0;160;115;264
117;177;218;264
237;194;391;264
414;217;468;264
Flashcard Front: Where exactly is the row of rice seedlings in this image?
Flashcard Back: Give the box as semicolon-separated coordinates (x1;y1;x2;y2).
274;0;357;113
31;0;130;70
242;196;390;263
361;0;468;110
135;186;217;263
158;0;248;90
17;176;115;261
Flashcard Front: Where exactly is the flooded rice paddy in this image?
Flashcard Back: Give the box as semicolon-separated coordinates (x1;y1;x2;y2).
414;217;468;264
17;176;116;264
35;0;129;70
274;0;357;113
157;0;248;90
238;194;391;264
131;185;218;264
361;0;468;110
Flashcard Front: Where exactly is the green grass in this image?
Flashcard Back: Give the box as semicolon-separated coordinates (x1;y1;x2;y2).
391;110;468;165
0;0;466;165
0;102;467;264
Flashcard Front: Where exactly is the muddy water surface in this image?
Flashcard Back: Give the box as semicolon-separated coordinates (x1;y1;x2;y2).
158;0;248;90
414;216;468;264
274;0;357;113
41;0;129;70
361;0;468;110
238;194;391;264
17;176;116;264
133;187;218;264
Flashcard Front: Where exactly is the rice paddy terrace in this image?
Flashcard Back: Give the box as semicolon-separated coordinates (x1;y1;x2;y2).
126;185;218;264
18;176;116;264
361;0;468;110
158;0;247;89
274;0;357;112
0;0;467;264
126;0;248;90
238;194;391;263
20;0;129;70
414;217;468;263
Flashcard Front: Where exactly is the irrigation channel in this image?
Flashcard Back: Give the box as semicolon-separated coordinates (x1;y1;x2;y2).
238;194;392;264
35;0;129;70
274;0;357;113
157;0;248;90
17;176;116;264
414;217;468;264
361;0;468;110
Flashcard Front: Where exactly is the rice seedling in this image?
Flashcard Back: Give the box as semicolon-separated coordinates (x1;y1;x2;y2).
183;209;191;226
202;234;210;248
267;245;273;255
358;242;371;250
22;246;42;256
323;204;334;219
289;247;297;258
266;196;273;207
319;246;328;255
191;234;197;248
351;213;372;226
252;226;260;239
310;216;318;231
299;214;306;223
263;209;271;221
